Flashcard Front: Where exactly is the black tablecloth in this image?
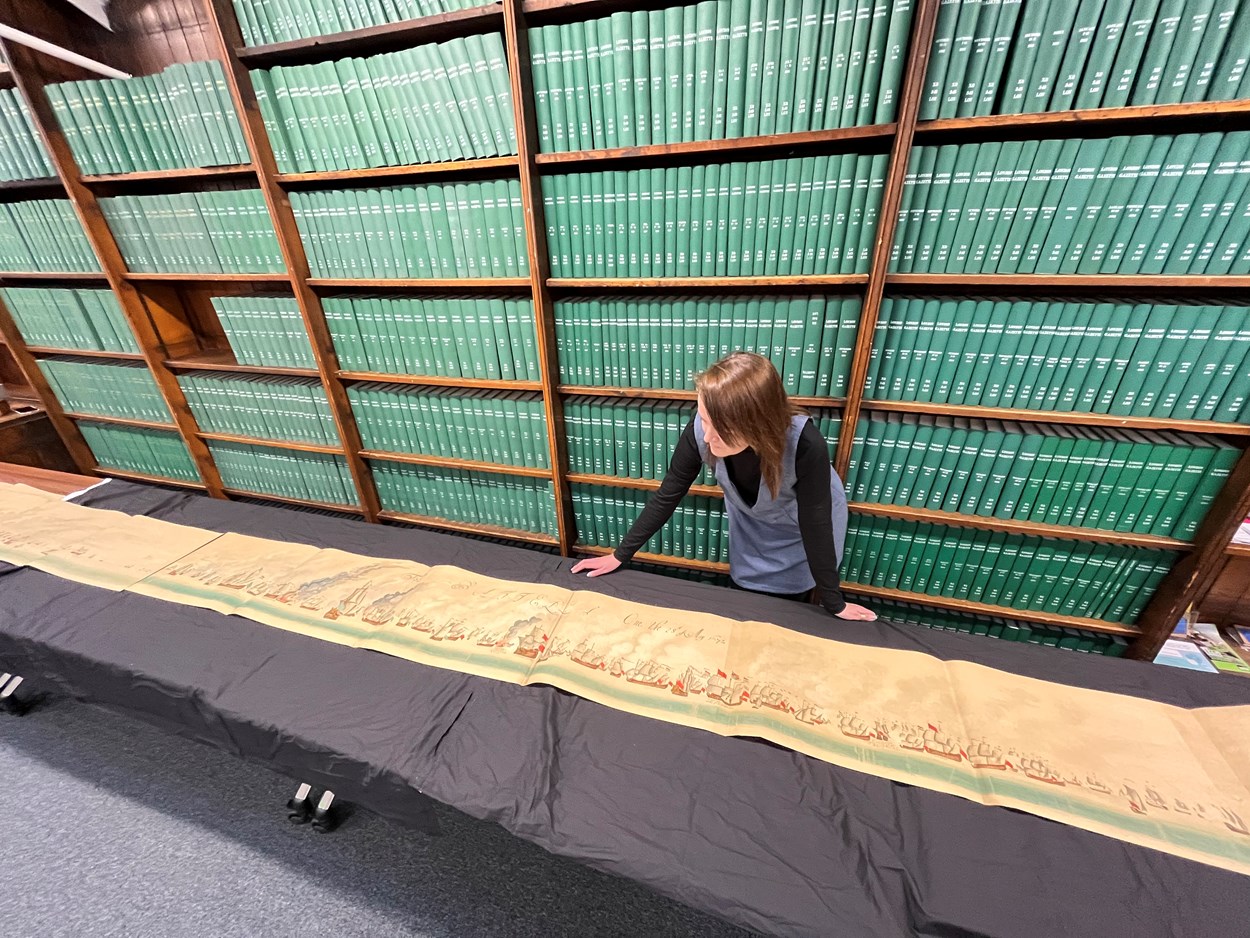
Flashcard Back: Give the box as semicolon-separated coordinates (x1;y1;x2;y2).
1;481;1247;937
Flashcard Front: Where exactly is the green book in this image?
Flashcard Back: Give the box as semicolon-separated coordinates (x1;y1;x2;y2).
1018;2;1077;112
930;145;977;270
663;6;686;143
1209;5;1250;100
789;0;822;131
925;419;968;512
1057;135;1132;273
1153;0;1219;105
1166;132;1249;272
947;140;1002;272
1158;306;1218;417
1047;0;1105;111
938;0;988;119
1139;133;1224;274
920;0;966;120
756;0;784;136
806;0;838;128
1033;137;1111;273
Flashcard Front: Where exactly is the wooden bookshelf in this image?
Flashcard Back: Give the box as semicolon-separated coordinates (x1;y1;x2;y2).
165;350;320;378
234;3;505;67
306;277;533;290
1227;543;1250;558
378;508;560;546
207;0;385;523
222;486;366;514
533;124;897;168
913;99;1250;142
0;271;107;282
197;431;345;455
3;32;229;499
25;346;146;361
567;479;1191;551
0;0;1246;662
0;176;63;198
124;272;292;284
548;276;870;290
362;449;553;479
91;466;207;490
278;156;521;186
80;164;258;186
860;399;1250;436
63;412;178;431
839;584;1141;638
575;542;728;574
886;273;1250;291
559;385;844;408
847;502;1193;551
567;472;722;499
340;371;543;391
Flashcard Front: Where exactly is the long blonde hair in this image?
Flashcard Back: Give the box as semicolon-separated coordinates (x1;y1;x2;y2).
694;353;801;499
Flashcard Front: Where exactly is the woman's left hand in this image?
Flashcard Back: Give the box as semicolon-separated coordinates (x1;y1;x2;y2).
834;602;877;621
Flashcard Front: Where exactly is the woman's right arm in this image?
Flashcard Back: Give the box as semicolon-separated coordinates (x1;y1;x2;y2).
571;420;703;576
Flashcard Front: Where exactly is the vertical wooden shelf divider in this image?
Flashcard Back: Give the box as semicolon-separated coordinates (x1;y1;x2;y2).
0;295;98;473
1128;447;1250;660
204;0;383;522
832;0;940;482
504;0;575;554
1;38;227;497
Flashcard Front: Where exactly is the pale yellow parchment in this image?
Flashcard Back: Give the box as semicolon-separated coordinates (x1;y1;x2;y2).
0;483;220;591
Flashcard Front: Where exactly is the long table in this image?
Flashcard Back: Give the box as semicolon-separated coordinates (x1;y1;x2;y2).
1;474;1248;936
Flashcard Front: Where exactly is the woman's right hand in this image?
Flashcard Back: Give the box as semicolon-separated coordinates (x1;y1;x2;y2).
570;555;623;578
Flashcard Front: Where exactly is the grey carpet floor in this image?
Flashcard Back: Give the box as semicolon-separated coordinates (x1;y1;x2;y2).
0;697;758;938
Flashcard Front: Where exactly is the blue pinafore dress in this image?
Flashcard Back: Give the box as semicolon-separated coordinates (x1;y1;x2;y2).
693;413;847;594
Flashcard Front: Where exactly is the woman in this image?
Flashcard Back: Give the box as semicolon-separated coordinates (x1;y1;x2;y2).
571;352;877;621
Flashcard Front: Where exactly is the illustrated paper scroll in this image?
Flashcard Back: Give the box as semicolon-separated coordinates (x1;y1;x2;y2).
1;482;1248;875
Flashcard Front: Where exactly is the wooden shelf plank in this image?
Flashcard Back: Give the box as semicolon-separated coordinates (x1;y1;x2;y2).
235;3;504;66
548;275;869;289
125;272;291;283
914;99;1250;139
848;502;1193;551
558;385;844;408
222;487;365;513
0;176;63;197
90;467;206;490
860;398;1250;435
839;583;1141;637
339;370;543;390
165;350;320;378
1227;543;1250;558
377;508;560;545
533;124;897;168
361;449;553;478
306;277;532;289
25;345;145;361
64;411;178;430
566;472;722;498
575;543;728;574
278;156;520;185
198;431;344;455
885;273;1250;290
81;164;257;185
0;271;107;281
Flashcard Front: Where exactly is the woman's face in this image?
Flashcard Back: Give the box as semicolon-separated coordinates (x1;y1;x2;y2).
697;398;749;458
